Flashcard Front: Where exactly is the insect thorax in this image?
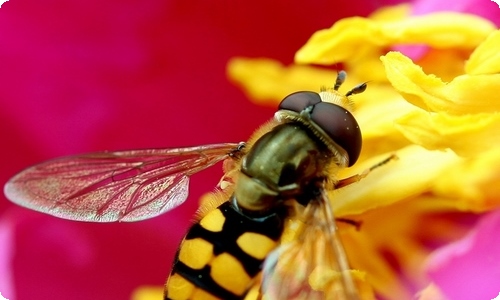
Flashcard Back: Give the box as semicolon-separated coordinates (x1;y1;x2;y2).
234;122;333;214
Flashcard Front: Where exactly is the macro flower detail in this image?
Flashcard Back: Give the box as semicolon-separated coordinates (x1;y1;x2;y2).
293;4;496;81
295;10;494;65
381;28;500;213
4;2;391;300
465;30;500;75
4;1;496;299
382;50;500;159
228;5;500;300
382;50;500;116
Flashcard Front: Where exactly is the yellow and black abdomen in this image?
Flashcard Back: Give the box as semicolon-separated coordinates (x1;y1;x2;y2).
165;200;284;300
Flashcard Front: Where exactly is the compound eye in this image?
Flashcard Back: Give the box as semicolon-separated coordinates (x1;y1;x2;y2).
310;102;362;166
278;91;321;112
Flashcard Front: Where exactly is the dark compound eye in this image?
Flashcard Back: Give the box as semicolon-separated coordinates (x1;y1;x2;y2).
278;91;322;112
278;91;362;166
309;102;361;166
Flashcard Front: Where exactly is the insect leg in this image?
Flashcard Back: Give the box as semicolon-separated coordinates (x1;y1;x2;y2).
335;154;398;189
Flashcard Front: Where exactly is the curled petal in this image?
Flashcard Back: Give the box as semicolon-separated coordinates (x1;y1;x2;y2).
395;110;500;157
382;51;500;115
465;30;500;75
295;12;495;65
333;145;460;216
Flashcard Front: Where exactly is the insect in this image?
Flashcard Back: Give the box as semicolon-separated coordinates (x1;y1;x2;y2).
5;71;374;300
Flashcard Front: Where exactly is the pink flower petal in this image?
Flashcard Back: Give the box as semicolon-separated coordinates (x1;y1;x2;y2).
0;217;15;300
411;0;500;27
426;209;500;300
0;1;405;300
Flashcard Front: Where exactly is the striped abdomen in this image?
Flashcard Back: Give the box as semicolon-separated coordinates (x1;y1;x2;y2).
165;201;284;300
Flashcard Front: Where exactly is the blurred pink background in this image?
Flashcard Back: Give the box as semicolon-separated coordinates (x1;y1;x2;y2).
0;1;402;299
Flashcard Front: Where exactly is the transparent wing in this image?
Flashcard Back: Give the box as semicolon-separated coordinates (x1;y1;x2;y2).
261;190;360;300
4;143;242;222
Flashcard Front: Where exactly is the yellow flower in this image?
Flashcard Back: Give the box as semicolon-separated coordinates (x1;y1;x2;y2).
130;286;164;300
227;4;499;300
132;4;499;300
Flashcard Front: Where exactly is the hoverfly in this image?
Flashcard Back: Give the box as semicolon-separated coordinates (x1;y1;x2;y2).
5;71;372;300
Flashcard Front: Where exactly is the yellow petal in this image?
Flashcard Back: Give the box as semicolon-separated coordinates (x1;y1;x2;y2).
295;17;384;65
227;57;336;105
227;57;374;106
369;3;409;22
341;195;468;300
395;110;500;157
130;286;164;300
465;30;500;75
343;55;391;83
295;13;495;66
355;86;410;138
388;13;495;48
433;147;500;212
382;51;500;115
343;228;413;300
415;49;472;82
332;145;460;216
350;89;417;160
